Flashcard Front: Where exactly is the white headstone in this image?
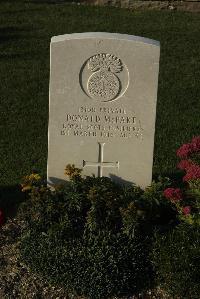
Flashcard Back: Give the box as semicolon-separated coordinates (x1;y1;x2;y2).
48;32;160;188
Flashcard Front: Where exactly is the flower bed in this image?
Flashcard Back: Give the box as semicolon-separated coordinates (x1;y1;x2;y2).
1;137;200;298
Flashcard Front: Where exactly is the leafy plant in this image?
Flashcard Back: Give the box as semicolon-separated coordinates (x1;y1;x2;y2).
20;166;175;298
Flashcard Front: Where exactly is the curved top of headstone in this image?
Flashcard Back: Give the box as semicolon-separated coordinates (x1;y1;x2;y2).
51;32;160;47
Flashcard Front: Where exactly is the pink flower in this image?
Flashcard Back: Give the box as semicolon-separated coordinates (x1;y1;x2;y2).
163;188;182;201
0;209;4;226
176;143;193;158
182;206;191;215
177;159;194;171
183;164;200;182
191;136;200;152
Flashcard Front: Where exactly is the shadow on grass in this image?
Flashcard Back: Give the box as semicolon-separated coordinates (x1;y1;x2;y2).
0;185;26;219
1;8;42;15
0;26;23;43
0;26;42;43
153;169;184;187
0;51;43;60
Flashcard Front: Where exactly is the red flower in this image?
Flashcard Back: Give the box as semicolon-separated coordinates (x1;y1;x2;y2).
182;206;191;215
191;136;200;152
183;164;200;182
0;209;5;226
176;143;193;159
163;188;182;201
177;159;194;171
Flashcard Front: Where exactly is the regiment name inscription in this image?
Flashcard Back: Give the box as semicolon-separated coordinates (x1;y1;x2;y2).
61;106;143;139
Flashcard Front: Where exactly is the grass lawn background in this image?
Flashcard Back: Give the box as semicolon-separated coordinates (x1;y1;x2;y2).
0;1;200;194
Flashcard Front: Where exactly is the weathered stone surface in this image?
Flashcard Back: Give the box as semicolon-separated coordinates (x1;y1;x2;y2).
48;32;160;188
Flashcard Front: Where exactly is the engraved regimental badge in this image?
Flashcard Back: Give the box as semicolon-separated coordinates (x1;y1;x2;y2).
80;53;129;102
88;54;122;101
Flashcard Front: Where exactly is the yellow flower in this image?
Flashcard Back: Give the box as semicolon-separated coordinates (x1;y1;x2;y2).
65;164;82;179
21;184;32;192
21;173;42;192
29;173;41;181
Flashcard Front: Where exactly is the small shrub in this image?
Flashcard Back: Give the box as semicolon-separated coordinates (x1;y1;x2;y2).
21;230;153;299
20;169;175;299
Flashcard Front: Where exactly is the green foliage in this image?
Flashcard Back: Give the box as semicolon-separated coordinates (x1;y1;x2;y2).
186;179;200;225
120;180;177;238
21;230;153;299
20;173;176;298
178;182;200;226
153;223;200;299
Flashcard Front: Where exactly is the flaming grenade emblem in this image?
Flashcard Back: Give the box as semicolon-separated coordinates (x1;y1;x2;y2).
87;53;123;101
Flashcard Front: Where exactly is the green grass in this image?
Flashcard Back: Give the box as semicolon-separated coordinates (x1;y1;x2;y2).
0;1;200;192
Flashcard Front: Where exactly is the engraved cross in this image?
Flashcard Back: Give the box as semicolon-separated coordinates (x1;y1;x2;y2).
83;142;119;177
